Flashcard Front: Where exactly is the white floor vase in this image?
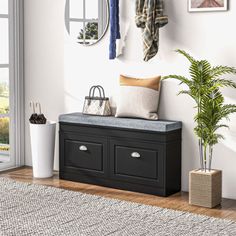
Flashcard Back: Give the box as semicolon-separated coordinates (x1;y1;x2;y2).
30;121;56;178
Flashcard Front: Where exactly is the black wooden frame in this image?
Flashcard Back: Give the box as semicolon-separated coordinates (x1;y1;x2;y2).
59;122;182;197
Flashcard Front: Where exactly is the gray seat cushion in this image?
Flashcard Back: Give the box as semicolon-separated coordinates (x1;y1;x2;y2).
59;113;182;133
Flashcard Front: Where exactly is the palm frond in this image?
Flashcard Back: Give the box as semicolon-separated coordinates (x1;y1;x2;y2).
213;124;229;132
178;90;196;101
189;61;201;82
210;66;236;79
175;49;195;63
162;75;192;87
164;49;236;153
189;60;211;90
213;78;236;89
214;133;225;141
220;104;236;118
178;90;191;96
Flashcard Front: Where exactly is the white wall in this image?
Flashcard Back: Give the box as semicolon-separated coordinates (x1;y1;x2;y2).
24;0;64;171
24;0;236;199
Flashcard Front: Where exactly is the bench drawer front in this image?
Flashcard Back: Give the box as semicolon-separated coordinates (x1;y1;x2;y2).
65;140;103;171
110;139;164;187
115;146;157;179
60;132;107;175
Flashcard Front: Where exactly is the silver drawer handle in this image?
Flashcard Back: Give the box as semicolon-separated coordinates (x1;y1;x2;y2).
79;145;88;151
131;152;141;158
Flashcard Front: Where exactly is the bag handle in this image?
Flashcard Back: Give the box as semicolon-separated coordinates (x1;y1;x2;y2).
91;86;102;98
88;86;97;98
88;85;106;98
96;85;106;98
87;85;106;107
87;86;103;106
87;86;96;106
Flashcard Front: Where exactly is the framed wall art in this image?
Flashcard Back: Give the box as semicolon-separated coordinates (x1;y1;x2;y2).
188;0;228;12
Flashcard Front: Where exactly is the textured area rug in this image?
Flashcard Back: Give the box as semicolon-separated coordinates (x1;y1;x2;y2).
0;178;236;236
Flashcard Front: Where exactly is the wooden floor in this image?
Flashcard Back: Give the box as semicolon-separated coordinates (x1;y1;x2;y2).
1;167;236;221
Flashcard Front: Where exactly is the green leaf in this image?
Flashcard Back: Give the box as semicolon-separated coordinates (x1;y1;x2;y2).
210;66;236;79
175;49;195;63
213;78;236;89
164;49;236;151
163;75;192;87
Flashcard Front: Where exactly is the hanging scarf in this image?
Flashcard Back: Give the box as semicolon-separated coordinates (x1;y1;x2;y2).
109;0;121;60
135;0;168;61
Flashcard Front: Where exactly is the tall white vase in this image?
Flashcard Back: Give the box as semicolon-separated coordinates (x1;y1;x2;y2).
30;121;56;178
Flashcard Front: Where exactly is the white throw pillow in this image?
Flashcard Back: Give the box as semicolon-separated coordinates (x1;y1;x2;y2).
115;75;161;120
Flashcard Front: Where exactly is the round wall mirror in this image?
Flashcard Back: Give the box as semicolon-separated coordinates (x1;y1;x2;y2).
65;0;109;46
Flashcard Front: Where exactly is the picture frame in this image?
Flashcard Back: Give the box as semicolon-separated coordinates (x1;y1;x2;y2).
188;0;228;12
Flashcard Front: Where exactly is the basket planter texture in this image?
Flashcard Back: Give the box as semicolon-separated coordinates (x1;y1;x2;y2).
189;169;222;208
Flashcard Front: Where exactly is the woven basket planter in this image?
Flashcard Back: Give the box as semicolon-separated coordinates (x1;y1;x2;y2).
189;169;222;208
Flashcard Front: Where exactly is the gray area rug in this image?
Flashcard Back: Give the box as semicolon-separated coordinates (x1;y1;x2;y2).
0;178;236;236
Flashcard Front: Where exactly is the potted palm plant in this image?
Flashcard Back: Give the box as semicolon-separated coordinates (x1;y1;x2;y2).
164;50;236;208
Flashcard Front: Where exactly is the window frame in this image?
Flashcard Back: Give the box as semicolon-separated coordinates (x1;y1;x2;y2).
0;0;24;171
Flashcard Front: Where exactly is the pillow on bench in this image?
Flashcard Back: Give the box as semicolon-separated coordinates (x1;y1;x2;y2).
115;75;161;120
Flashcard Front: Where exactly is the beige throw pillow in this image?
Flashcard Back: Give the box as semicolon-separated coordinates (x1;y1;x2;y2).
115;75;161;120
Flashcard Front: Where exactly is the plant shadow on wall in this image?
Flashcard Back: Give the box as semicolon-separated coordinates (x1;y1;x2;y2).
164;50;236;172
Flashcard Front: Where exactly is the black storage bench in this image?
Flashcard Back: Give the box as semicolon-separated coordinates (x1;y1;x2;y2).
59;113;182;197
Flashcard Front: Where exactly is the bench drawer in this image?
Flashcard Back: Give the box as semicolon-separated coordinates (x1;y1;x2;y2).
110;139;164;187
115;146;158;179
60;132;107;175
65;140;103;171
